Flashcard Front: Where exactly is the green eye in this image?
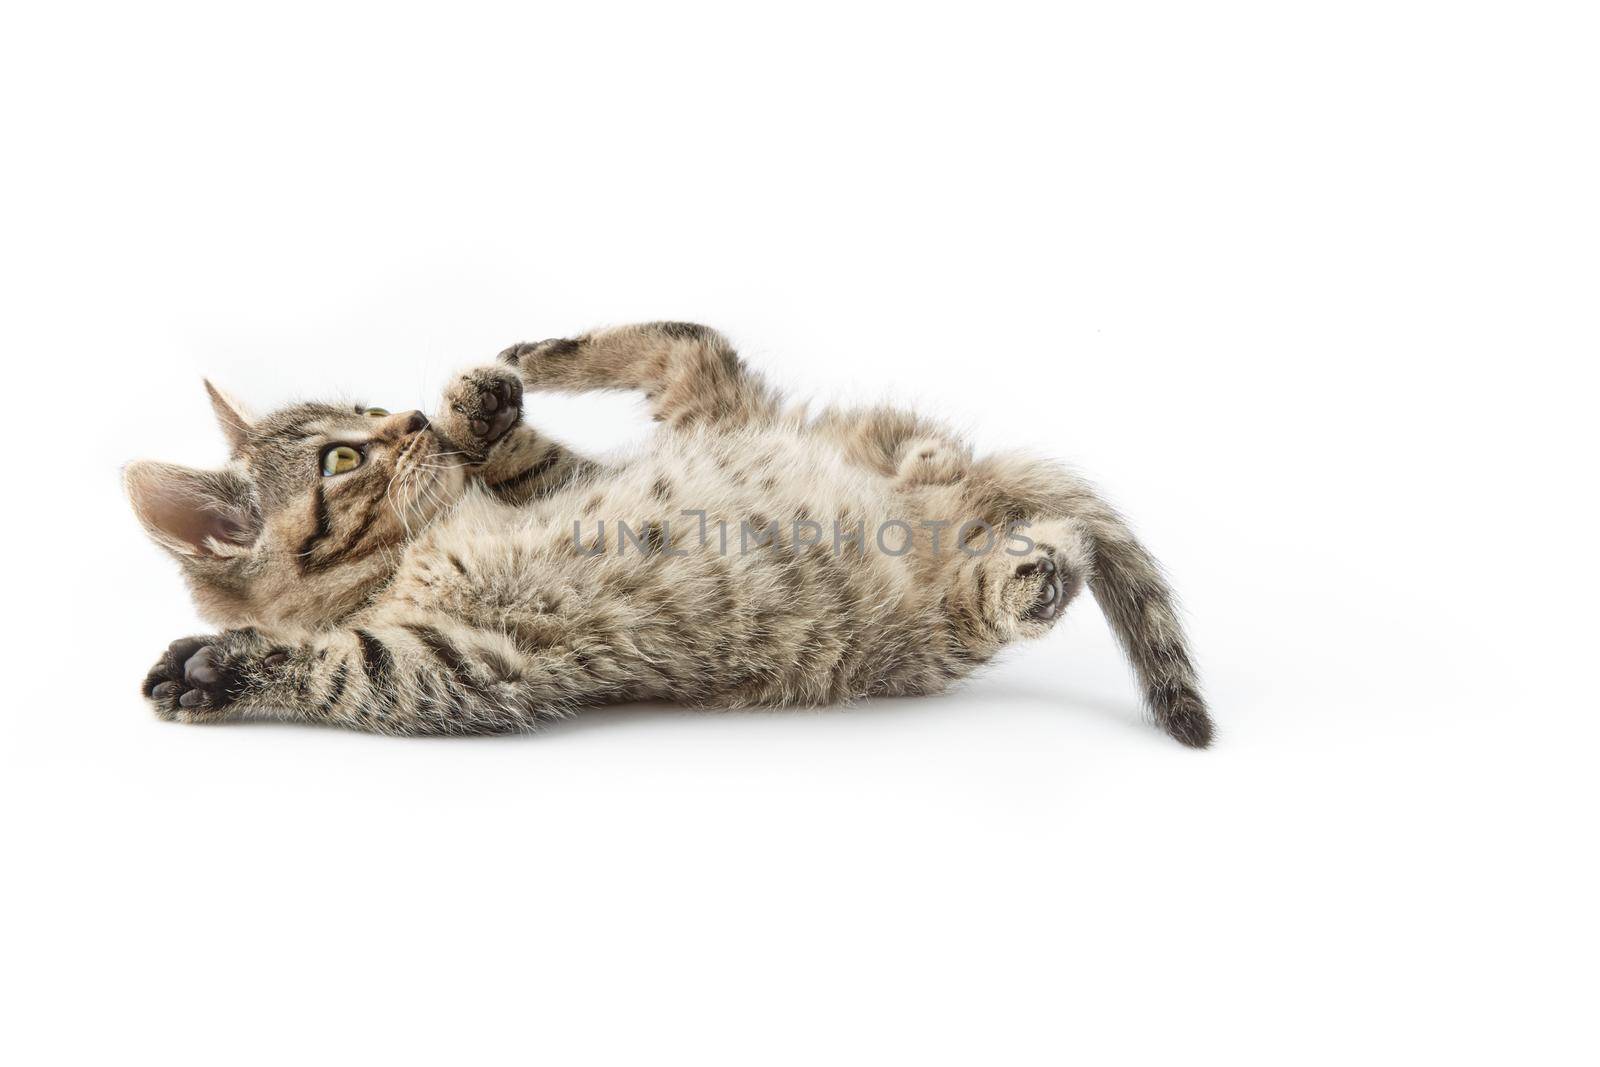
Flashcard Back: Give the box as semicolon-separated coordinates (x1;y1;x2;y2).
363;407;390;417
321;445;364;477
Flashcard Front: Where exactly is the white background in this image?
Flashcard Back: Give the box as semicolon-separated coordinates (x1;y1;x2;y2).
3;2;1596;1064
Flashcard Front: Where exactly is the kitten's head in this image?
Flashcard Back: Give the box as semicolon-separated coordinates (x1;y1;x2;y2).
125;383;465;629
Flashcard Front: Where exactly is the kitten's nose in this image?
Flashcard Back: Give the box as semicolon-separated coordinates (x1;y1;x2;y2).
374;410;429;440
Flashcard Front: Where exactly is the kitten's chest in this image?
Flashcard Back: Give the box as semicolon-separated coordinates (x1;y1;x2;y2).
381;508;564;626
377;426;915;625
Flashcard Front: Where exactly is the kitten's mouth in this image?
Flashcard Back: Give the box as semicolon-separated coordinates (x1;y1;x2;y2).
394;431;428;467
423;428;475;465
385;431;460;526
399;426;457;469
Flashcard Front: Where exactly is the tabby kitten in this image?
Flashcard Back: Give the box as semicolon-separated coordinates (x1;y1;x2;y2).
127;323;1213;747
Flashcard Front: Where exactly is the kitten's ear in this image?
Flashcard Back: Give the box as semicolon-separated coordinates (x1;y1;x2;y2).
204;379;254;454
123;461;262;559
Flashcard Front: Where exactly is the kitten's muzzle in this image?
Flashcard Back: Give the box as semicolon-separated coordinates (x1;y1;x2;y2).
373;410;430;440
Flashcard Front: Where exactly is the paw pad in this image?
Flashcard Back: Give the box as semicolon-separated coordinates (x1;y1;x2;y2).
143;636;244;719
1013;551;1080;623
444;369;523;456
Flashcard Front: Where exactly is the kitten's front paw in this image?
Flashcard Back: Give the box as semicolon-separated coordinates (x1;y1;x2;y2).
439;367;523;460
142;632;269;723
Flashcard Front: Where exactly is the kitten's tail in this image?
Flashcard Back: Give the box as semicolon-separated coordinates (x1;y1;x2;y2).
979;455;1215;748
1078;504;1213;748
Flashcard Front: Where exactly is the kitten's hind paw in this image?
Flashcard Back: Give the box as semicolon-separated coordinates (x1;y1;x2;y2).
1006;550;1084;633
1014;554;1072;623
990;521;1091;636
498;337;582;378
895;438;971;487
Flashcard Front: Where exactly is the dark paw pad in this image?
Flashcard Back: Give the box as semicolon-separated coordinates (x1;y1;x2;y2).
473;376;522;445
1014;552;1080;623
143;636;244;719
446;370;524;455
1016;556;1063;621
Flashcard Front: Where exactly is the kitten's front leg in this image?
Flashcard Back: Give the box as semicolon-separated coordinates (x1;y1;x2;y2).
434;365;525;466
144;629;385;729
435;365;597;504
142;629;292;724
142;619;601;735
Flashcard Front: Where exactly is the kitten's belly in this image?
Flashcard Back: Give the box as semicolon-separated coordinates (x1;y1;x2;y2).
408;427;940;704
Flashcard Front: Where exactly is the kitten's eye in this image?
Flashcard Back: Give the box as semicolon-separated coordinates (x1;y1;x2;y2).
363;407;390;417
321;445;364;477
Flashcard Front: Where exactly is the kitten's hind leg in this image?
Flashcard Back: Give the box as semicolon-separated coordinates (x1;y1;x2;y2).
942;519;1091;653
810;405;972;485
1001;520;1092;631
895;438;971;487
961;456;1215;748
500;322;782;431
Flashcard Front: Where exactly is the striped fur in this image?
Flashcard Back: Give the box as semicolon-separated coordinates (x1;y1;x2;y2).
131;323;1212;746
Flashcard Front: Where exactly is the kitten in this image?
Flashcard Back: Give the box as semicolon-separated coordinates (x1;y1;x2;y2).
126;322;1213;747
